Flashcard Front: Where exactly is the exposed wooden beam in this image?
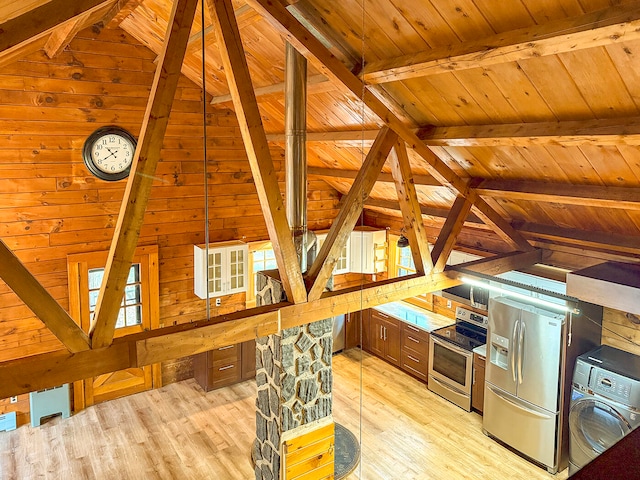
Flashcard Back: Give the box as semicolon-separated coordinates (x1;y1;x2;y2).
446;249;543;278
419;117;640;147
0;0;112;55
90;0;199;349
211;74;331;105
431;196;474;272
469;194;534;252
306;127;398;301
389;140;433;275
475;180;640;211
247;0;527;252
308;166;440;187
0;250;542;398
268;130;380;144
43;11;91;59
0;239;90;353
363;3;640;84
209;0;306;305
364;198;484;225
102;0;143;28
518;222;640;256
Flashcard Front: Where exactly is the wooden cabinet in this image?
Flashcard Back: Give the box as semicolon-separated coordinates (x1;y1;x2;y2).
361;309;371;351
472;352;486;413
194;340;256;392
194;241;248;299
350;228;387;274
400;322;429;383
345;310;362;350
368;310;400;366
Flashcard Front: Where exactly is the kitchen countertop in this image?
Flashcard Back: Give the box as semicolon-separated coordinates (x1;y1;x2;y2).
473;344;486;357
373;301;454;333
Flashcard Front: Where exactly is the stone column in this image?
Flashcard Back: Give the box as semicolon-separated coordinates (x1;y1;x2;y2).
253;271;333;480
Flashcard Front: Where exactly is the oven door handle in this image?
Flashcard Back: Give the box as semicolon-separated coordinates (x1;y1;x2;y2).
431;335;472;358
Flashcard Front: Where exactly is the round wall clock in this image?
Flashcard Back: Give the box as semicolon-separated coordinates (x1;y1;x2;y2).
82;126;137;181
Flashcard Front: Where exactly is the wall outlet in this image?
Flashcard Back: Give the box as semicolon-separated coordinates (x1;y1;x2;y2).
215;298;221;306
10;397;17;404
446;299;452;309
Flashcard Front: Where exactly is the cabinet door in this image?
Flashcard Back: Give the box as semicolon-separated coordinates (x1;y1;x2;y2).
226;245;247;294
472;354;486;413
208;249;225;295
361;309;371;352
242;340;256;380
383;319;401;367
369;315;385;358
345;311;361;349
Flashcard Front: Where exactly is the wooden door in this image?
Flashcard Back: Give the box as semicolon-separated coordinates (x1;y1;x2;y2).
68;247;161;411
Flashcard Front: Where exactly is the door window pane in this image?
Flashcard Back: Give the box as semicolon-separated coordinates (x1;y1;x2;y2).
88;264;142;328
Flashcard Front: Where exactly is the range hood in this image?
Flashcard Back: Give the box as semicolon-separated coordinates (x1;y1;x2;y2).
566;262;640;315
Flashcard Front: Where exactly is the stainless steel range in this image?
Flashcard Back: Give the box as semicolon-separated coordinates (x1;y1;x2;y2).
428;306;487;411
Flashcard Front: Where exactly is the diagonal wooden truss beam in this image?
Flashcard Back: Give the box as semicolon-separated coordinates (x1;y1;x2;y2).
0;249;543;398
102;0;144;28
306;127;398;301
430;196;474;273
470;194;534;252
0;239;90;353
363;3;640;84
44;11;92;59
0;0;112;55
245;0;531;253
209;0;306;305
90;0;199;349
389;140;433;275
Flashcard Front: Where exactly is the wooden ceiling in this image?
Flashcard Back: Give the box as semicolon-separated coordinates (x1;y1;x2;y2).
2;0;640;264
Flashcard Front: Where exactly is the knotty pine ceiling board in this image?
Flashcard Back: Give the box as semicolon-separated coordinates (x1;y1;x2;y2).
470;0;534;32
425;0;495;41
559;47;639;119
519;0;585;23
617;145;640;182
511;146;573;183
606;39;640;104
426;146;483;179
451;68;523;124
385;0;459;48
542;145;605;185
579;145;640;185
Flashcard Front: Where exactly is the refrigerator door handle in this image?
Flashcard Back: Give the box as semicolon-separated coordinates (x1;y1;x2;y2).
518;321;525;384
487;385;554;420
511;321;518;383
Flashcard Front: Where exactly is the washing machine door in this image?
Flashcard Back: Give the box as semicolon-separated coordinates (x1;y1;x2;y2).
569;398;632;468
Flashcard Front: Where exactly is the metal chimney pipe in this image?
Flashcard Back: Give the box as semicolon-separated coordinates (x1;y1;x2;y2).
284;42;310;272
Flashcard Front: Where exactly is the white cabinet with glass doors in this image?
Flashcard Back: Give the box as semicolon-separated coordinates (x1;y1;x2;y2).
315;232;350;275
194;240;248;299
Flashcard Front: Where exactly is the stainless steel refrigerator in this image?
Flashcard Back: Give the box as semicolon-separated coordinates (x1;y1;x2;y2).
483;296;601;474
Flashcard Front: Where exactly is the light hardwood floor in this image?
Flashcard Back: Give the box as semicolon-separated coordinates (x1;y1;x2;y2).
0;350;568;479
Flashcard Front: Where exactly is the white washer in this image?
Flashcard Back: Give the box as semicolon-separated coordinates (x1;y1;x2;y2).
569;345;640;475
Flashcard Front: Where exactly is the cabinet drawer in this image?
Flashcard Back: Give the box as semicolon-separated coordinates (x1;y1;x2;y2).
208;344;240;365
209;362;241;388
401;351;428;382
401;328;429;357
371;310;399;327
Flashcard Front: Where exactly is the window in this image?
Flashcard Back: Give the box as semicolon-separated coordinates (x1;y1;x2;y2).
88;264;142;329
252;248;277;287
67;245;159;336
397;246;416;277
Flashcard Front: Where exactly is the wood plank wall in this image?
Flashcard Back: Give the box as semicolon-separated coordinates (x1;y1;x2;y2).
0;26;341;388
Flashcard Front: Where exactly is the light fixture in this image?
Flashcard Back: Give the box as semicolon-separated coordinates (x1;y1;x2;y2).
397;234;409;248
460;276;579;314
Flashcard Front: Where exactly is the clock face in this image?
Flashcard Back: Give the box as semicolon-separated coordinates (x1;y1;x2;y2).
83;127;137;181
